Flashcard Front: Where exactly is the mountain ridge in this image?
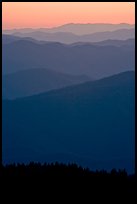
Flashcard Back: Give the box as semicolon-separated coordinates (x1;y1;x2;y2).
3;23;135;35
3;34;135;47
2;37;134;78
2;68;91;99
4;28;135;44
13;70;134;101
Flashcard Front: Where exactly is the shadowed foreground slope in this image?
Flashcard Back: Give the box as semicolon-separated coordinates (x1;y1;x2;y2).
2;71;135;174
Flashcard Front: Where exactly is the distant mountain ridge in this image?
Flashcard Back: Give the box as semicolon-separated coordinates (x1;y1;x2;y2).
3;28;135;44
2;37;135;78
3;34;135;46
3;23;134;35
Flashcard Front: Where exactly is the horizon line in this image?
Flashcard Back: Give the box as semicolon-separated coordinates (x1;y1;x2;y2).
2;22;135;31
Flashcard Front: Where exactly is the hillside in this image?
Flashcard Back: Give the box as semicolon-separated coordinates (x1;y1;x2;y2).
2;68;90;99
2;71;135;173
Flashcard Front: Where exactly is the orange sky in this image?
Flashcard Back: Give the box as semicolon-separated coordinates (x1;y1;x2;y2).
2;2;135;30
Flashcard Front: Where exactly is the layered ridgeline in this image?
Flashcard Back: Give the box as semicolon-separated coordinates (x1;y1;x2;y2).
2;71;135;174
2;37;135;79
2;28;135;44
2;68;90;99
3;23;134;35
2;34;135;46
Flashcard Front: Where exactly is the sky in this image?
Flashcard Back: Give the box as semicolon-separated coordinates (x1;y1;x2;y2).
2;2;135;30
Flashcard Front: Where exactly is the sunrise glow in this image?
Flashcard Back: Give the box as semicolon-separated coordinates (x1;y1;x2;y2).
2;2;135;30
